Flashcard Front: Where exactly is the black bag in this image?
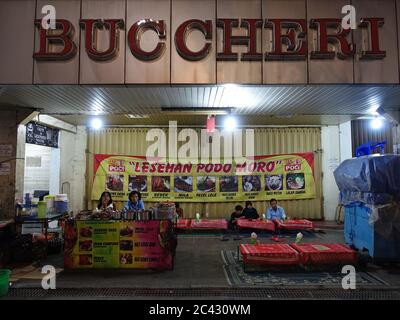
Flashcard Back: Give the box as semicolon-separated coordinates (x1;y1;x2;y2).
47;237;64;255
0;223;15;241
11;234;33;263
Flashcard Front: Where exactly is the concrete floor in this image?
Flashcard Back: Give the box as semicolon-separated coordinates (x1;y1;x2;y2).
4;229;400;299
11;229;355;289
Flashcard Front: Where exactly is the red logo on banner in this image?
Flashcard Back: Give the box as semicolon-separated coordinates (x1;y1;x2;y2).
285;159;302;171
109;165;125;172
285;164;302;171
109;159;125;172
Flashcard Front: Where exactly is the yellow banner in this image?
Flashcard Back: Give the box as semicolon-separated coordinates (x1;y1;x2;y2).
91;153;316;202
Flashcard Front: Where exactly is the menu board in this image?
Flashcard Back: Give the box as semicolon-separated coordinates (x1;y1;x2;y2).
64;220;174;270
77;221;119;268
91;153;316;202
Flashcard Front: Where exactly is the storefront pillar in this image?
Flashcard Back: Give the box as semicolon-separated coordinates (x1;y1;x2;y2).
321;122;353;221
389;112;400;154
0;109;36;219
59;126;87;214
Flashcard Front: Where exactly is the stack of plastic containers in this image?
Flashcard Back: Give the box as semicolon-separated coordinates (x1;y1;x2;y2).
55;194;69;214
334;155;400;260
154;202;175;220
24;193;32;208
37;201;47;219
44;195;55;214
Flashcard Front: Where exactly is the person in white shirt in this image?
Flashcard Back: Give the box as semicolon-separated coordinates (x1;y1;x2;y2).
96;191;116;211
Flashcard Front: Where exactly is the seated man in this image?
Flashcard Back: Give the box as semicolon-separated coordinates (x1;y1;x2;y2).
229;204;244;229
266;198;286;221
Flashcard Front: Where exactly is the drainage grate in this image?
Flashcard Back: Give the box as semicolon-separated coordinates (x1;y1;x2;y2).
3;287;400;300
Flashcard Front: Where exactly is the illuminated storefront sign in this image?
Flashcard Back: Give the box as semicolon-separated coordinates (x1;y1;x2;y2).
33;17;386;62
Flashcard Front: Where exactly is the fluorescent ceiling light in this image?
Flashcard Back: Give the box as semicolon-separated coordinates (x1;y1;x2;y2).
161;107;233;115
224;116;237;131
91;118;103;130
371;118;383;130
125;114;149;119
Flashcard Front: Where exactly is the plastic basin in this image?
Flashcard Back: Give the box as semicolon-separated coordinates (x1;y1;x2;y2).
0;269;11;297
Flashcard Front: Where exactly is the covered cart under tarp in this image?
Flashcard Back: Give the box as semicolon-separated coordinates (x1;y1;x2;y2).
334;155;400;260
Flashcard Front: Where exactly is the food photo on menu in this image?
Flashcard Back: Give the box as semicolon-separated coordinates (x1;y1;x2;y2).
120;253;133;265
174;176;193;192
120;240;134;251
242;175;262;192
106;174;124;191
128;175;147;192
151;176;171;192
265;174;284;191
79;254;92;266
79;226;93;238
196;176;216;192
120;225;134;237
286;173;306;190
79;240;93;252
219;176;239;192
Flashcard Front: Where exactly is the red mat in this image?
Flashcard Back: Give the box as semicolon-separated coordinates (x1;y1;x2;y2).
190;219;228;230
235;219;275;232
290;243;358;265
275;219;314;230
240;244;300;265
174;219;191;230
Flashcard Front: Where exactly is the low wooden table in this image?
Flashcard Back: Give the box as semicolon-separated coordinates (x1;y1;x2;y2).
274;219;314;231
235;219;276;232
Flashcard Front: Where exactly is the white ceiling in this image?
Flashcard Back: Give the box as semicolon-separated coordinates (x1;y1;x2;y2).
0;85;399;125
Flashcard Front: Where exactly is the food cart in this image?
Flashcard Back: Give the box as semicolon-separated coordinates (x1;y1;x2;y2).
64;205;177;270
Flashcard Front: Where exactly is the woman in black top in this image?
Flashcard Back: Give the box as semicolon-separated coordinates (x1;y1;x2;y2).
241;201;259;220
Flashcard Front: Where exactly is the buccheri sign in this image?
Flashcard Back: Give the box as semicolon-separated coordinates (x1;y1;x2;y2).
33;17;386;62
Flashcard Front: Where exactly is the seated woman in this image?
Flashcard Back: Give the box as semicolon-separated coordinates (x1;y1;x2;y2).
241;201;259;220
96;191;116;211
124;190;145;211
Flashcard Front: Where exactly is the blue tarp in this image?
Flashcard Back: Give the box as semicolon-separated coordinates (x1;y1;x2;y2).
334;155;400;205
